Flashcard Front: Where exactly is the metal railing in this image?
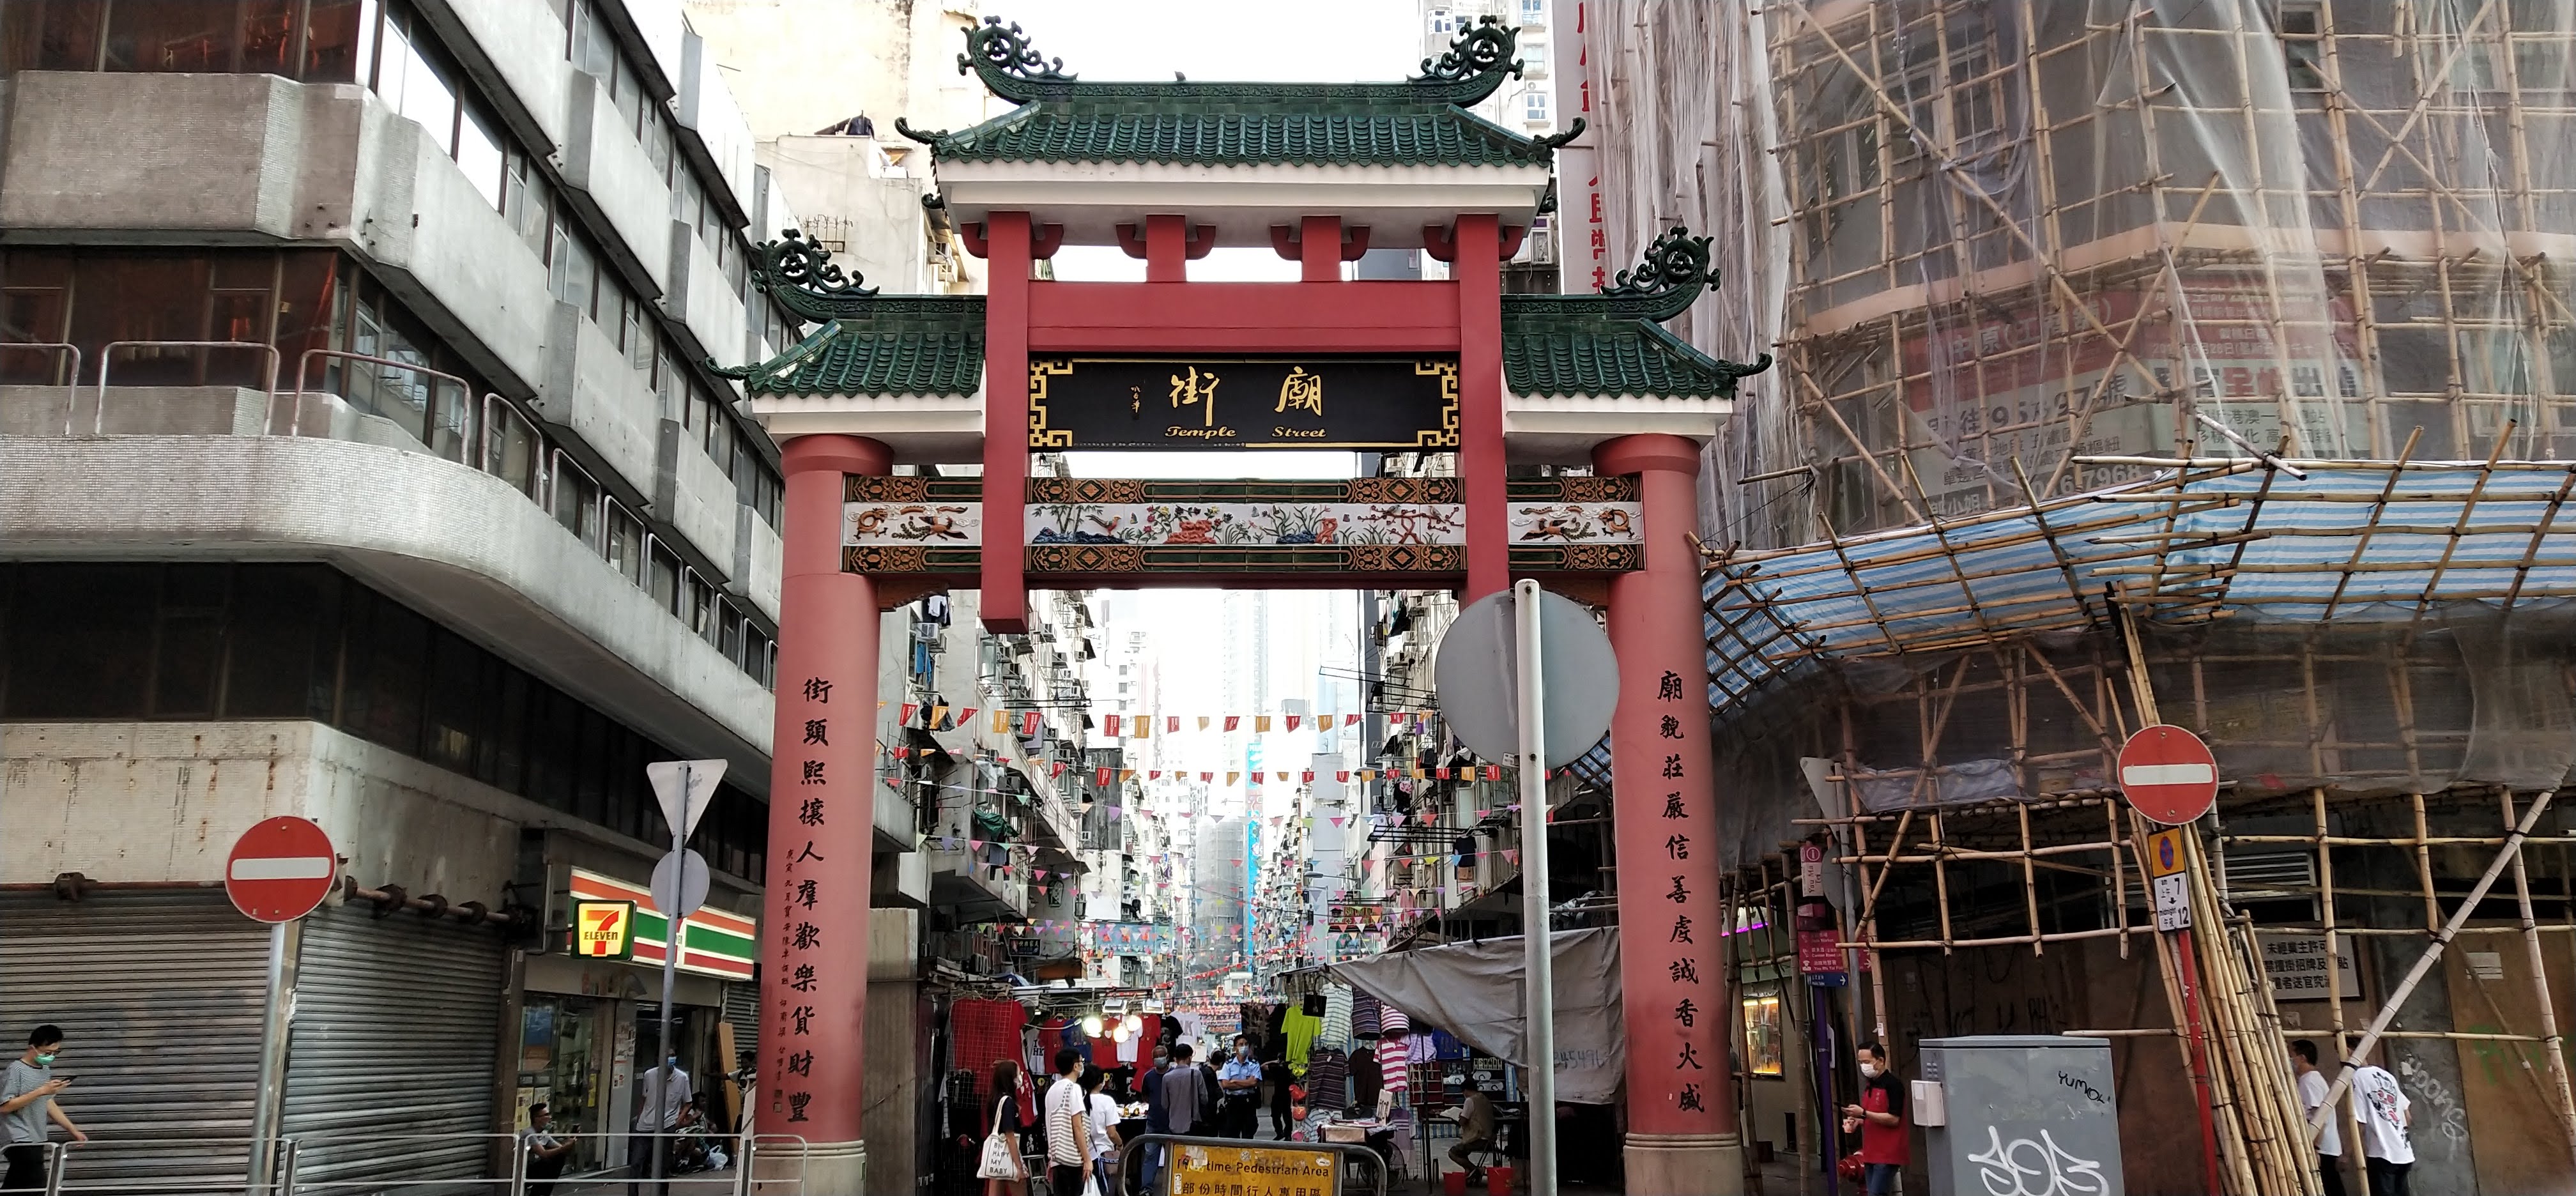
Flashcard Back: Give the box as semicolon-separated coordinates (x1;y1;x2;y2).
33;1129;808;1195
289;348;475;461
1112;1132;1390;1196
10;337;780;693
0;342;84;426
95;340;281;433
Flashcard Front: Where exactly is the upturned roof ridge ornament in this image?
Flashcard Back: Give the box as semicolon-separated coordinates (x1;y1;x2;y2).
734;230;885;327
1415;15;1523;86
960;16;1075;103
1599;227;1721;321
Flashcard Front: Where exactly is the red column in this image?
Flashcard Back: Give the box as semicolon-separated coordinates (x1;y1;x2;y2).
1455;214;1508;602
1145;214;1188;283
758;433;891;1186
1593;433;1742;1195
1300;215;1342;283
981;212;1031;633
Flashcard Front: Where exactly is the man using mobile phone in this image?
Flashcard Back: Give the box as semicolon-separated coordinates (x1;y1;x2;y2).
1;1025;85;1192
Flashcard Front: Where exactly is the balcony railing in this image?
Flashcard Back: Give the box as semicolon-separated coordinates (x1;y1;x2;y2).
7;340;778;689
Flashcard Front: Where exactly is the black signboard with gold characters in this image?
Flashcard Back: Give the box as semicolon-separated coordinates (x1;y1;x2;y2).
1027;356;1460;450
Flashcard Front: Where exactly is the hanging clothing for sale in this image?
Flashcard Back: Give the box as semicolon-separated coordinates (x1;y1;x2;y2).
951;999;1034;1124
1405;1032;1434;1064
1352;990;1383;1039
1350;1044;1384;1109
1282;1005;1322;1068
1379;1005;1410;1037
1430;1028;1467;1059
1305;1047;1349;1114
1319;987;1353;1050
1377;1036;1411;1098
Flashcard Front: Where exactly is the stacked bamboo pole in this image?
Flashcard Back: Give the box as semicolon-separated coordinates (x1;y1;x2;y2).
2119;603;2318;1196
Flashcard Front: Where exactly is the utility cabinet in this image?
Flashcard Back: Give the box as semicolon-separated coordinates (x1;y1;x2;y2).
1917;1034;2124;1196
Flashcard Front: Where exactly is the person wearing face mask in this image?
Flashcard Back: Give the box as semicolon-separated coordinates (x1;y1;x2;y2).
628;1052;690;1196
1839;1040;1908;1196
1;1025;84;1193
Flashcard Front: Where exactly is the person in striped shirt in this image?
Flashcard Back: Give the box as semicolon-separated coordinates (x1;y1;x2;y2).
1043;1048;1092;1196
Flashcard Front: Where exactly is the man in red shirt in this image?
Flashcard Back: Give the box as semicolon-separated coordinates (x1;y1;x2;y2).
1839;1039;1910;1195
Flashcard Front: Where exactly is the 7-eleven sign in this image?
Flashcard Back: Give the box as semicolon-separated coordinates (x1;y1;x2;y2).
575;900;636;960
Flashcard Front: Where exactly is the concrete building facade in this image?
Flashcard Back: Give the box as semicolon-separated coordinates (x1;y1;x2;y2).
0;1;806;1188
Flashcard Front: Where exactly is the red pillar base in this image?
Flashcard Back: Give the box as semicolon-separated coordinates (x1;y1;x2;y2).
1625;1135;1746;1196
756;433;891;1176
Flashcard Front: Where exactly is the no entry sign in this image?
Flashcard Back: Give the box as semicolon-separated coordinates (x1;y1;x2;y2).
2119;724;2220;825
225;816;339;923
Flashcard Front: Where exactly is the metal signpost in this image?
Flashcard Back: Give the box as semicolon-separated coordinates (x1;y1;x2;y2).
225;816;339;1195
2124;724;2224;1196
1435;581;1618;1196
643;759;727;1188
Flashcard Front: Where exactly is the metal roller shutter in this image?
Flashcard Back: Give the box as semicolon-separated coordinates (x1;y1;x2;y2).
723;981;760;1059
281;903;507;1188
0;890;270;1188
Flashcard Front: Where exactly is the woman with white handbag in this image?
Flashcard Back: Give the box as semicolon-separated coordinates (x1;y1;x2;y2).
968;1059;1031;1196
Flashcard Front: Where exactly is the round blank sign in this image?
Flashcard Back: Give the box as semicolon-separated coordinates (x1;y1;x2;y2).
1433;587;1620;769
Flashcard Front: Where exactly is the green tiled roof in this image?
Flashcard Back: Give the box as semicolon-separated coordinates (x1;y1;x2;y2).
1501;228;1772;399
733;305;987;397
896;16;1578;169
1502;314;1766;399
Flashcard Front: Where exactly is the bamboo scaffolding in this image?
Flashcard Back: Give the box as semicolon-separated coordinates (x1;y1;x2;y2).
1703;3;2576;1187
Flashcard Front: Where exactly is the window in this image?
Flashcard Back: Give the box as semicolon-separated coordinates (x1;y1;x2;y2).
1519;0;1547;23
1522;89;1549;122
1740;994;1784;1077
548;219;600;315
0;563;769;877
2;0;378;80
457;107;507;211
1524;38;1547;72
2278;3;2326;89
1428;9;1456;35
374;10;458;155
502;150;553;260
606;503;646;585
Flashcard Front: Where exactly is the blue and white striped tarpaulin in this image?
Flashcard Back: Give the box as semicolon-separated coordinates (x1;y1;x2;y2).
1701;463;2576;716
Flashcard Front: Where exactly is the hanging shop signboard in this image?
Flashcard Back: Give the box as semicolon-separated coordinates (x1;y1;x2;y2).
1796;928;1847;988
567;868;756;979
1029;355;1460;450
575;900;637;960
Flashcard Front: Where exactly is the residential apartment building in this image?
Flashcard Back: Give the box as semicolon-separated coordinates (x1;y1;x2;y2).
0;1;806;1188
689;0;993;300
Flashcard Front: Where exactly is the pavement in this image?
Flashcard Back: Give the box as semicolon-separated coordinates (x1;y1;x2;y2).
526;1121;1825;1195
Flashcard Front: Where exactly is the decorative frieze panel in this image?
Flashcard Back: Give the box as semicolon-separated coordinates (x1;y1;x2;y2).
838;476;1643;574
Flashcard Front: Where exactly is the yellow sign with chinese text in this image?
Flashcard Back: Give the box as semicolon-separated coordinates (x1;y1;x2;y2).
575;900;636;959
1165;1142;1339;1196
